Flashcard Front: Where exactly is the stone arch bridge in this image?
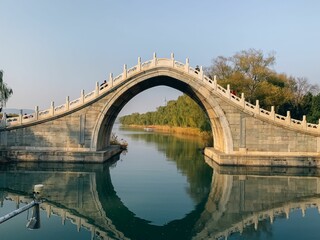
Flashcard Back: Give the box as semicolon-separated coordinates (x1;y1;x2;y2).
1;53;320;166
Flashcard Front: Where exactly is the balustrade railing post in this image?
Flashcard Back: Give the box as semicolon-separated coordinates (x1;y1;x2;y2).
66;96;70;111
34;106;39;120
51;101;55;116
19;109;23;124
270;106;275;120
95;82;99;96
318;119;320;131
254;216;258;230
200;66;204;80
255;100;260;114
285;207;290;219
76;217;81;232
240;93;245;108
152;52;157;66
46;205;51;217
81;90;85;104
227;84;231;99
1;112;6;127
109;73;113;87
123;64;127;80
301;205;306;217
286;111;291;125
185;58;190;73
213;75;217;90
137;57;141;71
269;211;274;224
302;115;307;129
171;53;174;67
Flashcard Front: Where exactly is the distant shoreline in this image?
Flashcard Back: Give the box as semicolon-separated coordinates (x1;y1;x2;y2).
120;124;212;144
121;124;201;135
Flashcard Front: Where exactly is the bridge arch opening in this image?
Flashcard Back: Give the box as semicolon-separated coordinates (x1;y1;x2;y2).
91;68;233;153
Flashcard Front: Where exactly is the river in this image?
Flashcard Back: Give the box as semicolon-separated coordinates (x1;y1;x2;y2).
1;124;320;239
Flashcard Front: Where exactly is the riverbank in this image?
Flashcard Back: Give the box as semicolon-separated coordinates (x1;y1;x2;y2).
121;124;212;144
122;124;199;135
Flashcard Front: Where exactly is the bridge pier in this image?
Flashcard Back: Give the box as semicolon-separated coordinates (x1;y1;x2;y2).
0;145;121;163
204;147;320;167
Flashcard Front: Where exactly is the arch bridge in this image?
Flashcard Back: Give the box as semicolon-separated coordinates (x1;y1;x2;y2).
1;53;320;166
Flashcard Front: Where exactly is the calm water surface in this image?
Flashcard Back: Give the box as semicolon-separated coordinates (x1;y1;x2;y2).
1;125;320;239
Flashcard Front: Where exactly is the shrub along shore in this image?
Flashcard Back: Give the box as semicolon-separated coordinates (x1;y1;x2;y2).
124;124;201;135
121;124;213;145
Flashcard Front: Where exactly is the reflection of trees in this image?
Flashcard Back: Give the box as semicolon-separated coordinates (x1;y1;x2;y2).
124;132;212;202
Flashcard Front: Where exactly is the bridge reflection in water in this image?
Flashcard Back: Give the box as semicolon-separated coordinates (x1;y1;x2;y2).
1;159;320;240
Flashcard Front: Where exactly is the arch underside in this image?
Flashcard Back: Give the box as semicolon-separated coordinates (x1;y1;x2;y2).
92;69;233;154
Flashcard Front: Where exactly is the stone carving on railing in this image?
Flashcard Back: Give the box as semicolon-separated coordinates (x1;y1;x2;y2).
39;110;50;116
127;66;137;74
113;74;122;82
1;53;319;133
84;91;95;99
55;104;65;112
69;98;80;106
141;60;152;68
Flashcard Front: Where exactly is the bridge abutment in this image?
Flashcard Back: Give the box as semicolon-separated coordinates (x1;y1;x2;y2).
0;145;121;163
205;148;320;167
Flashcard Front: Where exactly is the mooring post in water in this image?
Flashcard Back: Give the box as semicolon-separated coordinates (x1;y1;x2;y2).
0;184;44;228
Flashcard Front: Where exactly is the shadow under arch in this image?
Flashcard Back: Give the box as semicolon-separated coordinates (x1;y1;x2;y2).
94;166;212;240
91;67;233;153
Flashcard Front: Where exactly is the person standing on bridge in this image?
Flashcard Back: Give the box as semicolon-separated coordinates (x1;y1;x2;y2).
100;80;108;90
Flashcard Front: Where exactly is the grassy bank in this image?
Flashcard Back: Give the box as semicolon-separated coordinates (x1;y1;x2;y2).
122;124;200;134
121;124;213;145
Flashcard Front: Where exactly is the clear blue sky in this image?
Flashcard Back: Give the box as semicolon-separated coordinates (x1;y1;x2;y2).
1;0;320;116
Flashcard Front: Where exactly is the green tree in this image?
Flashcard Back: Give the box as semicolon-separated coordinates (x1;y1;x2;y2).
205;49;277;104
307;93;320;123
204;49;319;117
0;70;13;108
119;94;211;131
290;77;319;106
